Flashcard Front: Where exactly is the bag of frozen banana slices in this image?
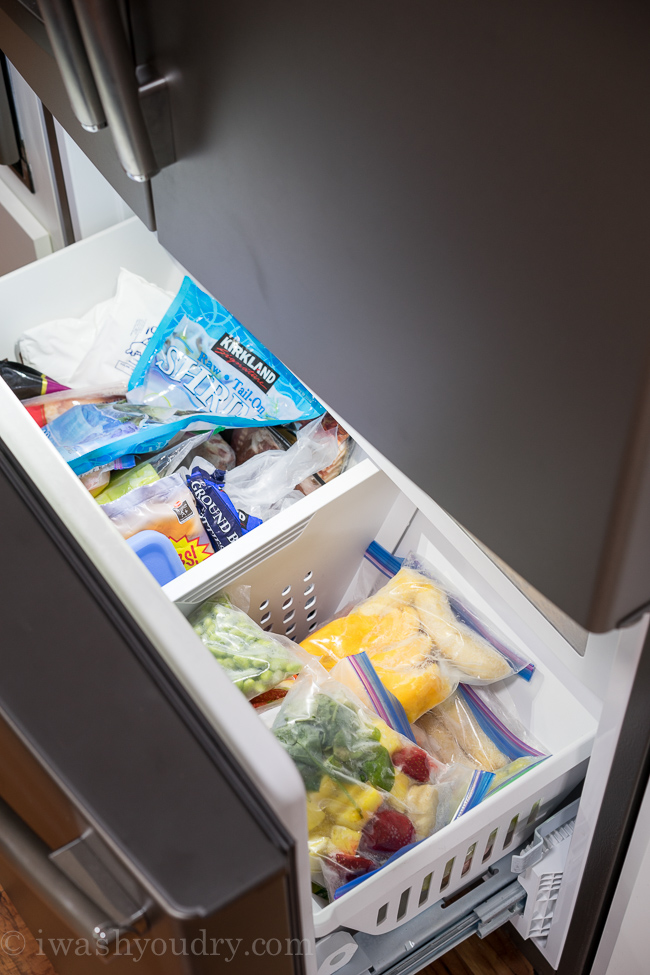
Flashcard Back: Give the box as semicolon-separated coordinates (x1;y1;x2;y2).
415;685;549;795
272;662;492;900
300;546;535;722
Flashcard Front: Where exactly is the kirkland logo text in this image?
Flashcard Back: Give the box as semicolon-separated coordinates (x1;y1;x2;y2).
212;333;278;392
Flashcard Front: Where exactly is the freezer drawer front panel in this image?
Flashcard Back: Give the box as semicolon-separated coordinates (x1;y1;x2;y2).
133;0;650;630
0;434;306;972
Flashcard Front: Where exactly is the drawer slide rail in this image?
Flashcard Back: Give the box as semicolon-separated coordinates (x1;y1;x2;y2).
317;852;526;975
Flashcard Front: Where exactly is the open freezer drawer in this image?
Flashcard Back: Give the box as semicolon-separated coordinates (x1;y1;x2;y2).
166;458;597;940
0;216;645;974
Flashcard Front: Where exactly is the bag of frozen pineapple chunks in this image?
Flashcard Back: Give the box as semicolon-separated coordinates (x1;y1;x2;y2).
300;545;535;722
272;663;492;900
416;685;548;796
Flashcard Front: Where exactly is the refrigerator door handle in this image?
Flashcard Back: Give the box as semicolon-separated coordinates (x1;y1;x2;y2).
69;0;169;181
0;796;145;950
37;0;107;132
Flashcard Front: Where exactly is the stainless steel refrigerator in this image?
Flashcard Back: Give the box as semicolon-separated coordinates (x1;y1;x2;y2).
0;2;649;974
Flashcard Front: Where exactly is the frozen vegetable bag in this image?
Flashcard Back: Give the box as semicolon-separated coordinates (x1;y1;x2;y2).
272;663;492;900
190;592;305;699
127;276;324;425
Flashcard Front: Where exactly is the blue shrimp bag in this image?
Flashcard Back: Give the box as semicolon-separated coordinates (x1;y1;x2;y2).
128;276;323;424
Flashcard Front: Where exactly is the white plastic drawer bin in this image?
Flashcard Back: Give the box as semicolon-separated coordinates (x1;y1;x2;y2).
169;464;597;939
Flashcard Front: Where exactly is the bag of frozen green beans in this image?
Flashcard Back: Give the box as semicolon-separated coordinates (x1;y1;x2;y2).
190;592;304;699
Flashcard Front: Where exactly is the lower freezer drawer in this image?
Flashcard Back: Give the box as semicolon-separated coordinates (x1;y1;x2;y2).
168;462;597;940
318;797;581;975
319;849;526;975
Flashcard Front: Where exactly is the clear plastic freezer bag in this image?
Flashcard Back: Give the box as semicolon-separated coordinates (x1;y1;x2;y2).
102;472;214;571
222;416;340;521
41;395;226;476
272;663;492;900
23;384;128;428
94;431;212;505
189;592;305;699
300;547;535;722
127;276;324;426
415;685;549;794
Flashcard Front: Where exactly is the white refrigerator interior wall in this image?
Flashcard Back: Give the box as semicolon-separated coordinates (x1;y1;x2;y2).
0;61;132;278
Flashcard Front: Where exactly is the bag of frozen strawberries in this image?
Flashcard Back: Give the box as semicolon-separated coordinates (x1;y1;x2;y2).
272;662;493;900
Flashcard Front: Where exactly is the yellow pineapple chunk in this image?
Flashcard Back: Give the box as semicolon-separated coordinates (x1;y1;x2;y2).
330;825;360;855
308;835;334;874
306;796;326;832
317;775;340;799
408;783;438;841
388;771;410;809
328;781;383;830
371;718;403;755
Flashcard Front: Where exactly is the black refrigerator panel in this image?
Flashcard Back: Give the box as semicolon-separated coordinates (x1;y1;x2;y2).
127;0;649;633
0;0;155;226
0;437;303;974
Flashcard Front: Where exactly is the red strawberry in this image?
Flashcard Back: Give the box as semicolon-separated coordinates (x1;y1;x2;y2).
392;746;431;783
363;809;415;853
250;688;287;708
332;853;376;883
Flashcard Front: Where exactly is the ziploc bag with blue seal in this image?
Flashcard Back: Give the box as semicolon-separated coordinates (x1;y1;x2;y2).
272;658;492;900
351;542;535;683
127;276;324;425
330;651;417;744
400;549;536;682
416;685;548;794
42;397;221;476
301;542;535;722
416;685;548;795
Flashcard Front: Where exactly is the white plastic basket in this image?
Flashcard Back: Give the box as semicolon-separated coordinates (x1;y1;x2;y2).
169;461;597;939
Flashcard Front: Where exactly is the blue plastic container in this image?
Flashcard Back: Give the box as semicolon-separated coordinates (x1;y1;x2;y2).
126;530;185;586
